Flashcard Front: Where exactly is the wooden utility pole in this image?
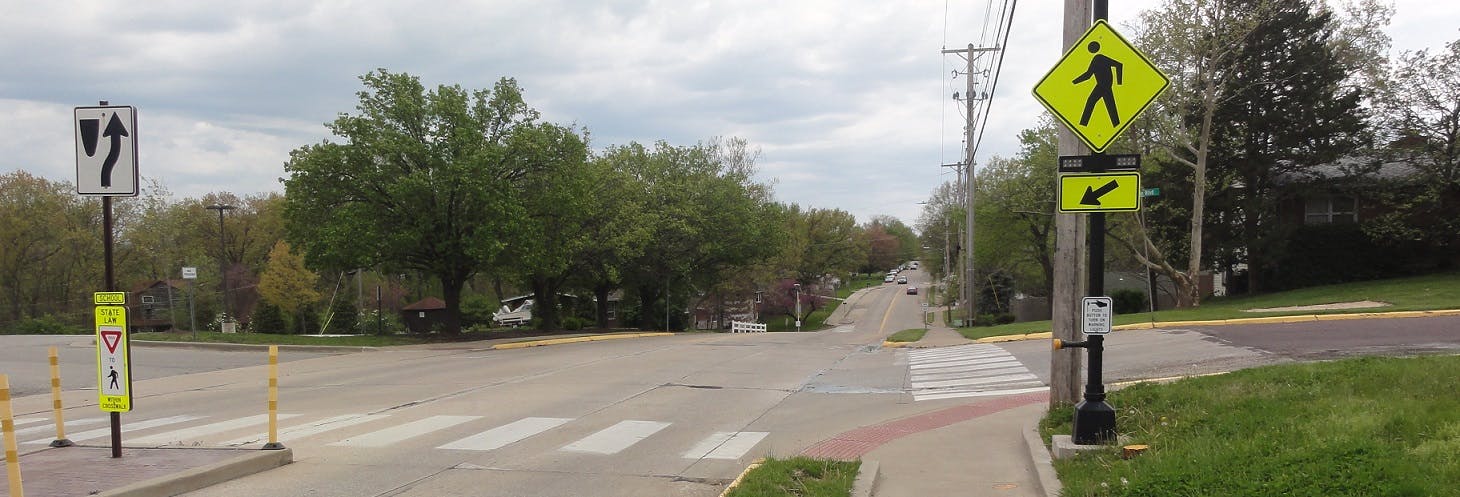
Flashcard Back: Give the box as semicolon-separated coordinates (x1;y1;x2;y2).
941;44;998;325
1050;0;1090;406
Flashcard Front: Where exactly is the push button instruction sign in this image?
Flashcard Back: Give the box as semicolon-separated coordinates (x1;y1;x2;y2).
1082;297;1113;335
95;305;133;412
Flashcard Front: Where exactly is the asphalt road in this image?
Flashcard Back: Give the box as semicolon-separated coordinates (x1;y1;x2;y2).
0;335;340;398
3;272;1453;497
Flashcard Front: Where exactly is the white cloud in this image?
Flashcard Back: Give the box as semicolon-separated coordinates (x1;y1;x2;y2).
1;0;1455;226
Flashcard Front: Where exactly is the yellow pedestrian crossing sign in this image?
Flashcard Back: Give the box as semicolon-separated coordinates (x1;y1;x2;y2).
1033;20;1169;153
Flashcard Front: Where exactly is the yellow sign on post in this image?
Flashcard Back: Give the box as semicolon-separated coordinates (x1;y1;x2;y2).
94;305;132;412
1059;172;1142;213
1033;20;1169;153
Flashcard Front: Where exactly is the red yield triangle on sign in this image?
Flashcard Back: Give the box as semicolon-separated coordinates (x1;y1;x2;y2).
101;330;123;354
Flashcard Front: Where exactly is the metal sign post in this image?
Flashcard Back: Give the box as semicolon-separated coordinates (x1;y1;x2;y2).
76;100;139;458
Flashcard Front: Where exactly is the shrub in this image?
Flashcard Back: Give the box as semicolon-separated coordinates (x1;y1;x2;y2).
251;303;289;334
562;317;585;331
7;315;73;335
1111;288;1147;315
326;298;358;334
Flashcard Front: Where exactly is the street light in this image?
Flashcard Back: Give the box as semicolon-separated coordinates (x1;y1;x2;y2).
793;283;802;332
205;204;235;330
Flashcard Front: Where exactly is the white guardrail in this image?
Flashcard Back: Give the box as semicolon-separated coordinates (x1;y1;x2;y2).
730;321;767;333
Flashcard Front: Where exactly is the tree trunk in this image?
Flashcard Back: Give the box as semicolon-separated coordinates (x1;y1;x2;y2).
531;274;560;331
638;285;658;331
440;275;464;335
594;283;612;329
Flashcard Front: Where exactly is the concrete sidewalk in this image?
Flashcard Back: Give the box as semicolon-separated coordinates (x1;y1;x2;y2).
1;444;290;497
799;392;1058;497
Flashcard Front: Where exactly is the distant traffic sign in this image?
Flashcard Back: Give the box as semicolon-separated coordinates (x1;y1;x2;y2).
74;105;139;196
1141;187;1161;198
1059;172;1142;213
1082;297;1113;335
182;267;197;279
1032;21;1169;153
93;292;127;305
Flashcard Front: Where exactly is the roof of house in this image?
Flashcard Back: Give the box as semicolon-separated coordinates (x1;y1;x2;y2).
130;279;191;293
1278;156;1425;184
402;297;447;311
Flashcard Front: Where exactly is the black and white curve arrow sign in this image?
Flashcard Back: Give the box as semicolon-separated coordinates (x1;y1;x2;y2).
100;113;129;188
1080;179;1120;206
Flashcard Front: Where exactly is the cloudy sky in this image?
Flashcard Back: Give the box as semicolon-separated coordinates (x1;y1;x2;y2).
3;1;1455;227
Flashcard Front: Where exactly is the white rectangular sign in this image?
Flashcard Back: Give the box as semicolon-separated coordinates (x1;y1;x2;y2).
181;267;197;279
74;105;139;196
1082;297;1113;335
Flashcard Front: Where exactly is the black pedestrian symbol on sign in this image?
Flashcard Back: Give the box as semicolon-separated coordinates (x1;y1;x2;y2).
78;113;130;188
1073;41;1124;127
107;366;120;390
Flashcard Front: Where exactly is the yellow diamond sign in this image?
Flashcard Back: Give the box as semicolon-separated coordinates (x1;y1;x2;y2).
1033;20;1169;153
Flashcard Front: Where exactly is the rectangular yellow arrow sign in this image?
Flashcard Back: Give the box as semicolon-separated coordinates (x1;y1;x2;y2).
1059;172;1142;212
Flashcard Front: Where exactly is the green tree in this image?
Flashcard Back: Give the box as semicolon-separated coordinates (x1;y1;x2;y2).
972;119;1059;297
573;148;654;329
250;302;288;334
0;172;97;324
503;123;592;330
283;70;537;334
257;240;321;333
1208;0;1367;292
325;295;358;334
784;205;865;284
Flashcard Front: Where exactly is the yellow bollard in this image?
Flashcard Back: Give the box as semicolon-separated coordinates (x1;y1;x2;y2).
2;374;25;497
48;347;73;447
262;345;284;450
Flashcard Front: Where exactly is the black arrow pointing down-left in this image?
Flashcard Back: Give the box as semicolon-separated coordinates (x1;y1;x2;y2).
100;113;128;188
1080;179;1120;206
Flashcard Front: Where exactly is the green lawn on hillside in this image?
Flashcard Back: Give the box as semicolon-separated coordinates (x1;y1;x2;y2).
1044;355;1460;497
961;271;1460;339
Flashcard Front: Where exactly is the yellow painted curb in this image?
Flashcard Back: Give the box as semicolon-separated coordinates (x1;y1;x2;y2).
881;341;913;348
720;458;766;497
491;332;673;350
977;332;1052;344
969;308;1460;343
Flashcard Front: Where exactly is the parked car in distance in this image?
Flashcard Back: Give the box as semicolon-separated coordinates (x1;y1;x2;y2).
897;276;908;284
906;286;918;295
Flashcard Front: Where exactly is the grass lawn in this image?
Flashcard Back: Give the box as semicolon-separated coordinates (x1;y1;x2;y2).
963;271;1460;339
886;328;928;342
726;457;860;497
1044;355;1460;497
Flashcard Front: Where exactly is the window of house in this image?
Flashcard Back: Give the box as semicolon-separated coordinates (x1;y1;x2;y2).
141;295;155;304
1304;196;1356;225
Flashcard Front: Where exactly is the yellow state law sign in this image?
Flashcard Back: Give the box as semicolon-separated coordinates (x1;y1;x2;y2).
1033;20;1169;153
1059;172;1142;213
95;305;133;412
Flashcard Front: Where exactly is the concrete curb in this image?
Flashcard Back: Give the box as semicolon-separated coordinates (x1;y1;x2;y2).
880;340;912;348
718;458;765;496
852;460;879;497
490;332;674;350
973;308;1460;343
98;448;292;497
129;340;378;354
1021;419;1062;497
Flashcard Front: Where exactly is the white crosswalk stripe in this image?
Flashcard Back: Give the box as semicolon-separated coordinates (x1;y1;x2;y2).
129;414;301;446
11;417;106;438
225;414;390;446
906;344;1047;401
26;415;203;445
63;411;772;460
561;420;671;455
683;431;769;460
330;415;481;448
439;417;572;451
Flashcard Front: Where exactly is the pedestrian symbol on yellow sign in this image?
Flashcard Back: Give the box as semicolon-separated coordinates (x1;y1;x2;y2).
1032;20;1168;153
1074;42;1123;127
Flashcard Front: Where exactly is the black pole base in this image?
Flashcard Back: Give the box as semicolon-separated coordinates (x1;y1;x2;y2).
49;438;74;448
1072;398;1117;445
262;442;287;450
